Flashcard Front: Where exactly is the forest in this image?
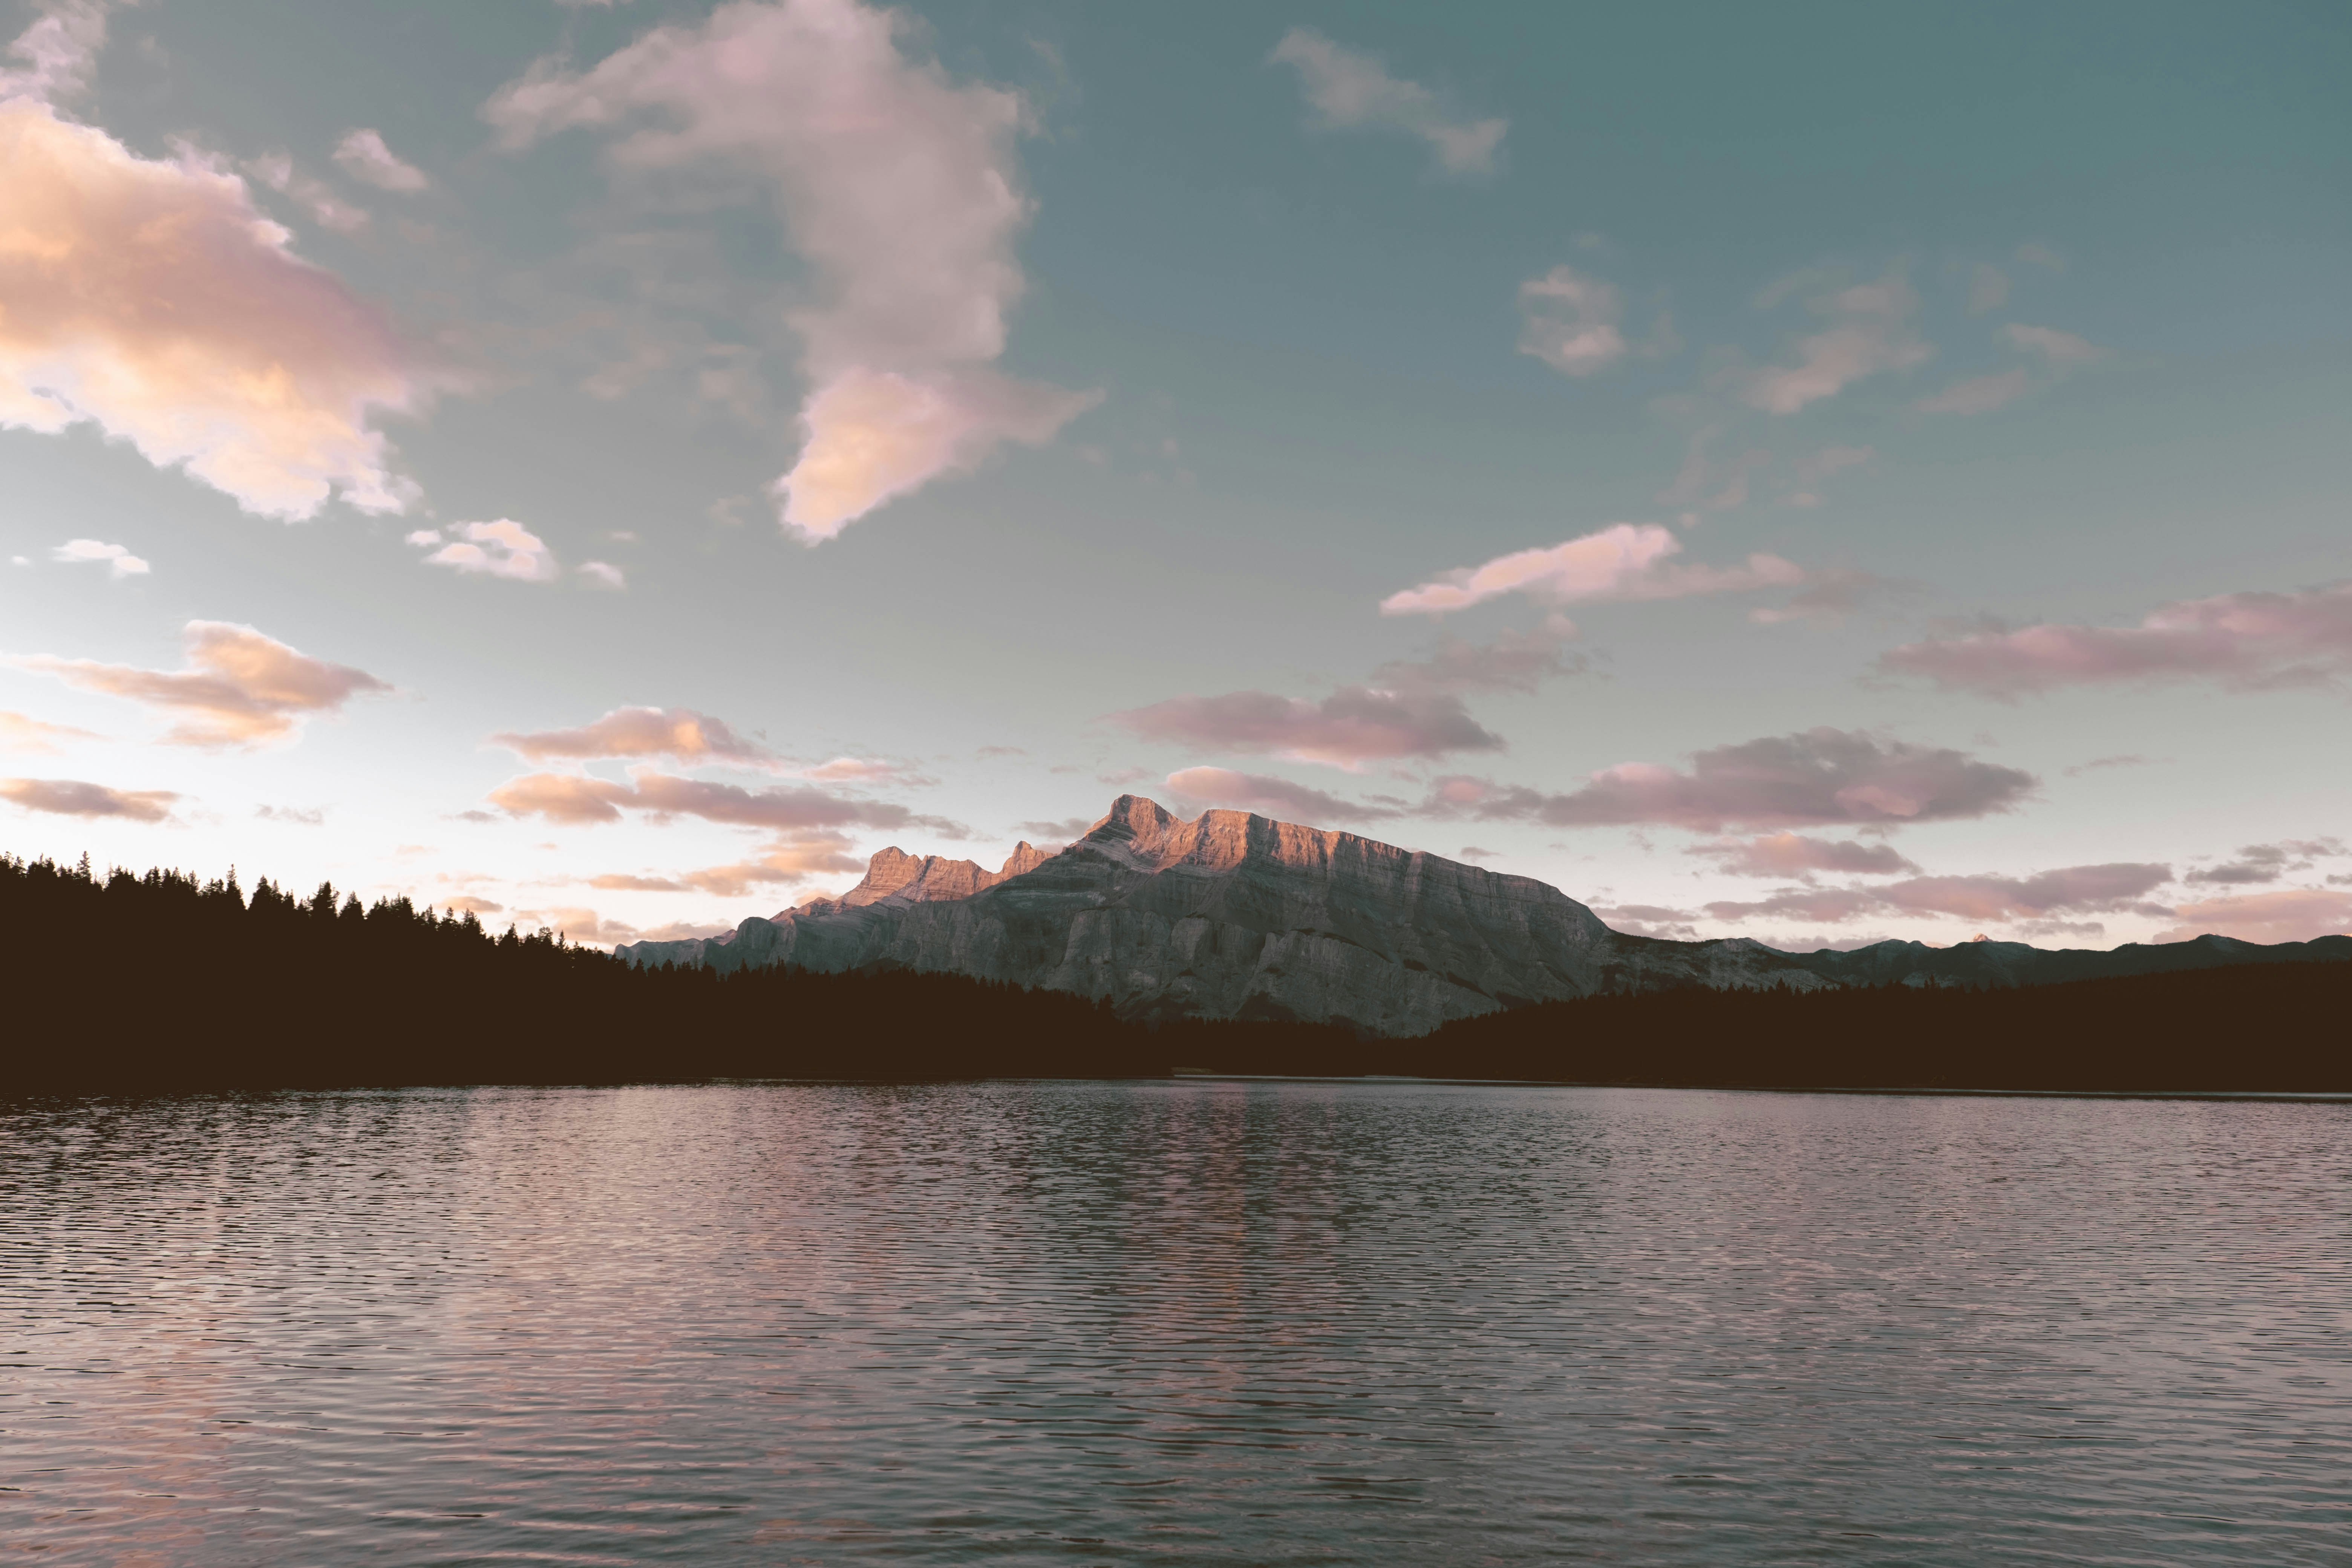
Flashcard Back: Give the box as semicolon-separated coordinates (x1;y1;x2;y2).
5;851;2345;1094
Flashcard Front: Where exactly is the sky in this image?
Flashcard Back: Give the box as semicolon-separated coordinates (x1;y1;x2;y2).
3;0;2348;953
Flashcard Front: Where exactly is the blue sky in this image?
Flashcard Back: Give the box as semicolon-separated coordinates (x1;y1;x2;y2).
3;0;2347;949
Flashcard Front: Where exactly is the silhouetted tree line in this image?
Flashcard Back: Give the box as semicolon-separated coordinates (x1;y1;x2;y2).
4;851;2345;1093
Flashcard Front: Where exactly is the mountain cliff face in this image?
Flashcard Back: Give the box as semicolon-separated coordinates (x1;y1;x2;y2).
618;795;1835;1034
617;795;2349;1036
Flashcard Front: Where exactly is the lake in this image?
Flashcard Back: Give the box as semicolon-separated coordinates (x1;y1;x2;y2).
4;1081;2347;1564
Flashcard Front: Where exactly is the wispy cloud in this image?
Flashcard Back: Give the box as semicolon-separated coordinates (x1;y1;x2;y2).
1735;269;1930;414
48;538;147;578
1163;766;1398;824
1879;580;2352;695
1517;265;1625;377
1380;523;1803;616
486;769;960;835
0;710;101;754
1429;727;2036;832
486;0;1096;543
332;128;428;192
409;520;559;582
1268;27;1504;178
22;621;390;748
1689;833;1920;878
2155;888;2352;945
1110;686;1503;771
2182;838;2344;887
1702;862;2173;926
1;775;176;821
493;707;772;765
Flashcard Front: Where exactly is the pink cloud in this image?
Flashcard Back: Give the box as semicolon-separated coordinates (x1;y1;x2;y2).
0;709;100;753
1516;265;1625;376
1879;581;2352;696
23;621;390;747
1381;523;1803;616
485;769;956;834
409;520;559;582
1690;832;1920;877
1110;687;1502;770
485;0;1095;543
1268;27;1504;177
1736;269;1931;414
0;775;176;821
1703;862;2174;926
1432;727;2035;831
0;91;429;518
2156;889;2352;945
1162;767;1397;825
492;707;771;765
332;128;427;193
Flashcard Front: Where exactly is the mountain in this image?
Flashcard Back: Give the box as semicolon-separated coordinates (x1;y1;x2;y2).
617;795;2349;1036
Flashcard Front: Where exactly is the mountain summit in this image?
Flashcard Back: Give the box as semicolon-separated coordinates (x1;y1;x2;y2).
620;795;1834;1033
619;796;2348;1036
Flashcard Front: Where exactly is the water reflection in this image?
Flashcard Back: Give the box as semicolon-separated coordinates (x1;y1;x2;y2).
3;1084;2348;1563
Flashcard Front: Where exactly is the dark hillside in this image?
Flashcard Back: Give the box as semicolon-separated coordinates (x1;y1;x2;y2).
6;853;2344;1094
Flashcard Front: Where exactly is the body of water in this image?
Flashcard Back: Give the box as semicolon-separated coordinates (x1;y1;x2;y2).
3;1081;2347;1563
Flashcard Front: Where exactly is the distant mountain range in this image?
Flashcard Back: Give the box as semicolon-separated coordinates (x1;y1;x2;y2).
618;795;2350;1036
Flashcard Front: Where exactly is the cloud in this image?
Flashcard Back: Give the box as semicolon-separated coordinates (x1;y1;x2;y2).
1380;522;1803;616
0;0;108;102
22;620;390;747
1593;902;1703;941
245;152;369;234
2002;323;2105;367
1372;618;1585;695
1110;687;1502;770
577;560;626;590
1916;366;2032;415
409;519;559;582
2064;753;2156;776
1517;265;1625;376
1658;430;1772;513
2183;838;2344;887
1736;269;1931;414
1703;862;2173;926
1267;27;1504;177
1163;766;1397;824
1690;833;1921;878
800;755;932;784
1015;815;1096;842
485;0;1096;543
254;804;325;825
48;538;148;578
1;775;176;821
1917;322;2104;415
1429;727;2036;832
485;769;953;833
2015;242;2064;272
679;835;867;897
2155;889;2352;945
441;894;505;916
1749;568;1907;626
1879;580;2352;696
774;366;1097;542
332;128;428;192
1966;263;2009;314
0;710;100;753
493;707;770;765
0;87;428;518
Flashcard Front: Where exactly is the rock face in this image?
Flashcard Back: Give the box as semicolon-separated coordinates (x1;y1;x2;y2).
618;796;1837;1035
617;795;2352;1036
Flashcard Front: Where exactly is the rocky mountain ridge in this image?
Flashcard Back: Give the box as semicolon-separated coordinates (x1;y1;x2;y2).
617;795;2349;1037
